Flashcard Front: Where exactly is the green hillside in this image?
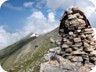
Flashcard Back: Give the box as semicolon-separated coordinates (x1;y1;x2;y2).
0;28;60;72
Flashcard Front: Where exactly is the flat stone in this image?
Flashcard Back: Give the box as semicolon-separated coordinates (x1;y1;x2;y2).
83;28;93;34
77;19;86;24
68;27;75;30
72;47;79;50
59;29;64;33
84;47;94;52
65;48;73;53
82;55;89;59
63;38;68;42
74;37;81;43
69;19;79;26
84;28;93;32
65;56;72;60
50;38;55;43
84;39;90;44
81;34;86;38
70;56;83;62
75;42;82;47
68;14;77;19
90;57;96;61
62;44;69;48
49;48;55;53
83;42;89;47
90;41;95;46
55;40;60;46
63;38;73;45
77;14;83;19
72;51;86;55
77;30;81;32
62;53;71;57
67;9;73;14
69;31;74;35
74;13;83;19
77;47;83;51
72;42;82;48
68;36;74;40
78;26;85;29
90;51;96;55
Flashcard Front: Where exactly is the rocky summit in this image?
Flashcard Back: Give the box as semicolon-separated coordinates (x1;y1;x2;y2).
40;6;96;72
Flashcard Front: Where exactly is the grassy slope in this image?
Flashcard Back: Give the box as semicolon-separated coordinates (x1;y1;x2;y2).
0;34;37;64
0;28;60;72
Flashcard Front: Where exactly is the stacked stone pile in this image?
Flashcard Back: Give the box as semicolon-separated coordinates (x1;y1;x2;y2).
59;6;96;65
40;6;96;72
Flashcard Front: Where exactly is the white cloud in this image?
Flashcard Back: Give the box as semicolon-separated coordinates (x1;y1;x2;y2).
0;26;25;50
3;3;24;10
23;2;33;8
48;12;55;22
24;11;59;34
47;0;67;10
89;0;96;8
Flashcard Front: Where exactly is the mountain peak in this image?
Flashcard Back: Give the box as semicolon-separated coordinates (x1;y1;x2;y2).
29;33;39;37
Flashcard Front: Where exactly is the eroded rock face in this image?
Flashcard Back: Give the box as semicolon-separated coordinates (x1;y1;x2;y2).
40;6;96;72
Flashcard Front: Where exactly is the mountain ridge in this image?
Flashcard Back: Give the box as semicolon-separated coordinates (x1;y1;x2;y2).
0;27;60;72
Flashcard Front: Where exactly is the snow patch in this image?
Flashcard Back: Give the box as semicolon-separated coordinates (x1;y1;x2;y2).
30;33;39;37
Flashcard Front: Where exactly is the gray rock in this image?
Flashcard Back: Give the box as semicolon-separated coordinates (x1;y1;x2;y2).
68;15;77;19
83;28;93;34
44;53;54;61
65;48;72;53
84;47;94;52
74;37;81;43
72;42;82;48
72;51;86;55
83;42;90;47
90;51;96;55
50;38;55;43
49;47;60;53
81;34;86;38
90;57;96;61
77;29;81;32
62;44;69;49
59;29;64;33
40;61;81;72
69;31;74;36
77;19;86;24
69;19;79;26
70;56;83;62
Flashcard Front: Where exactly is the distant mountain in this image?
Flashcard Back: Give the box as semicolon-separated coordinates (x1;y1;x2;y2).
0;28;60;72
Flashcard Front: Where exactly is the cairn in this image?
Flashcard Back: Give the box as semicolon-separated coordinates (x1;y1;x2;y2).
59;6;96;65
40;6;96;72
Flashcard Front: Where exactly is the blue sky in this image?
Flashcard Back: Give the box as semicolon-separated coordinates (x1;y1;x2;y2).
0;0;64;32
0;0;47;32
0;0;96;49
